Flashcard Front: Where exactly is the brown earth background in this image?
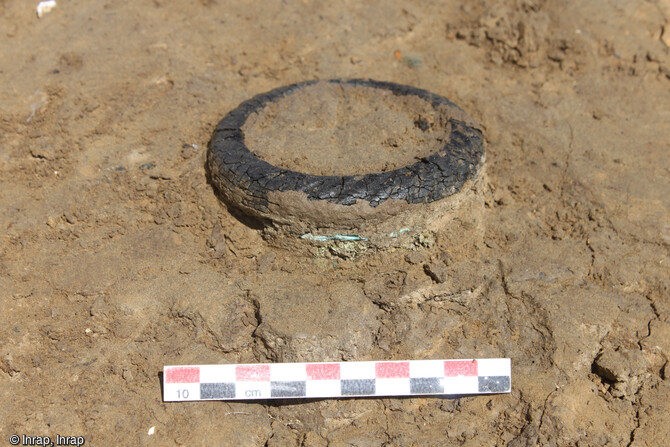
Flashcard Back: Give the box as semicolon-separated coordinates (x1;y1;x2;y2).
1;0;670;445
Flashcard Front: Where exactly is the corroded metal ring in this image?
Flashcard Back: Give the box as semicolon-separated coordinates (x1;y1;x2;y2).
207;79;485;248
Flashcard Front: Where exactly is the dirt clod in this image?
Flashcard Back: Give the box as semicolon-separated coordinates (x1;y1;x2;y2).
424;261;449;283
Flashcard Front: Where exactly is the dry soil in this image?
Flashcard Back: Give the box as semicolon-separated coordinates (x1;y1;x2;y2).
243;81;454;176
1;0;669;446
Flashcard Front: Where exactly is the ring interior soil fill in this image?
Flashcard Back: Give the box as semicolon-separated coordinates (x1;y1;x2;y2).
208;79;486;253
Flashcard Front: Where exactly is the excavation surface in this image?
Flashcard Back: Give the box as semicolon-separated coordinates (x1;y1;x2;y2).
1;1;669;446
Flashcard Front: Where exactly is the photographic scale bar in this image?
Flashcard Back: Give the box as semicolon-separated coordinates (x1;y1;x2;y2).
163;358;511;401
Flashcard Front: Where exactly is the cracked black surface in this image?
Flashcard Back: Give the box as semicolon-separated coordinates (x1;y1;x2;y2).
207;79;485;212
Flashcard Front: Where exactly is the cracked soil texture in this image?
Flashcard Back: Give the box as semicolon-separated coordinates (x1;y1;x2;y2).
1;0;669;446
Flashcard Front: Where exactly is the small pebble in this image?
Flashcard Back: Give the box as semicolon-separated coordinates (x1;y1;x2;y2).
36;0;57;19
46;215;59;228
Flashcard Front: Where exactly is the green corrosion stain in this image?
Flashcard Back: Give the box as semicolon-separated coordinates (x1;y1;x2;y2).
301;233;368;242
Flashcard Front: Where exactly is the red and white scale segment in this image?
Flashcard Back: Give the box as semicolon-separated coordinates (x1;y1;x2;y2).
164;358;511;401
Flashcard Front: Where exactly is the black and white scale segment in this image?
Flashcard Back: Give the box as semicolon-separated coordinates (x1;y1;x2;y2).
163;359;511;401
